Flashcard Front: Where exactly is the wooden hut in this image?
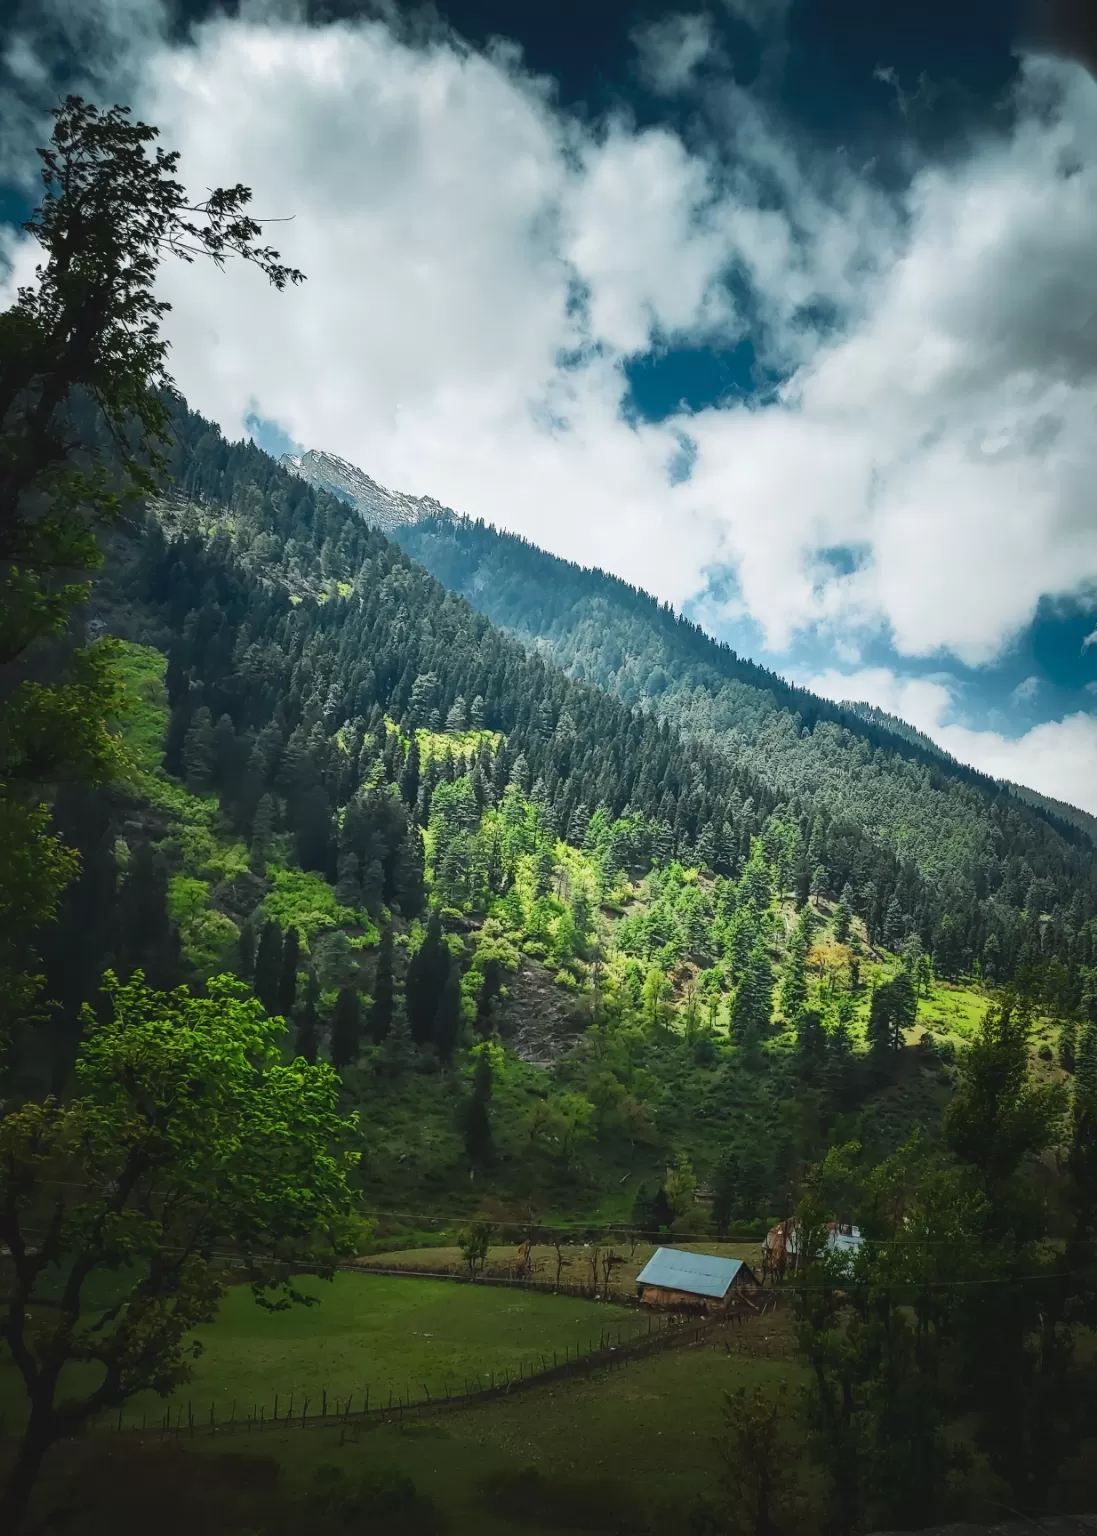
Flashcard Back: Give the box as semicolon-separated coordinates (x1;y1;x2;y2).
763;1219;863;1279
635;1248;758;1313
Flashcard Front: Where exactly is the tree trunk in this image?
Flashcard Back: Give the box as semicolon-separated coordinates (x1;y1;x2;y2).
0;1412;55;1534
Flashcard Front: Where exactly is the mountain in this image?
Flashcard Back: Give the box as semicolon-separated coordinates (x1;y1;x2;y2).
119;407;1093;1005
282;447;1096;898
280;448;452;535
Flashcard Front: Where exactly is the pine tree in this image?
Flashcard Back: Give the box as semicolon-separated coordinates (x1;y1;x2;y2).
476;957;503;1038
432;968;462;1062
253;920;283;1015
779;919;810;1021
330;985;362;1069
405;911;450;1045
730;941;774;1050
795;1008;827;1077
833;897;852;945
463;1048;493;1164
1077;1020;1097;1110
867;971;916;1056
370;926;395;1043
381;1004;416;1077
399;734;421;813
250;792;276;876
296;969;320;1065
182;706;215;794
884;895;905;950
822;1016;855;1110
277;926;300;1017
238;914;256;979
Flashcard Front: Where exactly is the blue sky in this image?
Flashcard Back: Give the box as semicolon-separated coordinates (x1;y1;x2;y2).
2;0;1097;807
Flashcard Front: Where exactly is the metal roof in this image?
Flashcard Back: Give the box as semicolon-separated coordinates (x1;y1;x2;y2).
635;1247;746;1300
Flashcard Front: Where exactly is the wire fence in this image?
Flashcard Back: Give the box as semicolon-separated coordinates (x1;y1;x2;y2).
111;1308;735;1441
344;1258;641;1302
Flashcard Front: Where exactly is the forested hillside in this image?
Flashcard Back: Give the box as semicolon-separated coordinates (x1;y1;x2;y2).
31;391;1002;1227
156;405;1097;1001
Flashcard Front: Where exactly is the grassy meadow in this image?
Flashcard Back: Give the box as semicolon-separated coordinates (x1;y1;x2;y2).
109;1272;642;1428
32;1299;804;1534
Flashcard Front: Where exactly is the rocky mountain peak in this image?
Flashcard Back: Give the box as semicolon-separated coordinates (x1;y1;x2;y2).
280;448;455;535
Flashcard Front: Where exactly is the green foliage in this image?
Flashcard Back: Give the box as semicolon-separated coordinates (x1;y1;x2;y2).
399;513;1097;999
0;971;357;1525
866;970;917;1056
730;942;775;1051
262;868;372;945
458;1221;494;1278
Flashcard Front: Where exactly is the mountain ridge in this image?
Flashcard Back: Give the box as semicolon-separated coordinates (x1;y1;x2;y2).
282;442;1094;848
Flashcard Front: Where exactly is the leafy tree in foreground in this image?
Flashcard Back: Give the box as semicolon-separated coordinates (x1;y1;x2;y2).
0;971;358;1531
0;94;301;1050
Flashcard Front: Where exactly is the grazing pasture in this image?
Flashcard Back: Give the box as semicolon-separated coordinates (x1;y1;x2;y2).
116;1272;639;1427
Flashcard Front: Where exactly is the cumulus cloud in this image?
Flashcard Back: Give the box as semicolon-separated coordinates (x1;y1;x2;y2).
2;5;1097;806
1083;625;1097;650
802;666;1097;816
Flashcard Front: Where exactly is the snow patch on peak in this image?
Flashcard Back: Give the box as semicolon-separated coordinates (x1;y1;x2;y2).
280;448;456;535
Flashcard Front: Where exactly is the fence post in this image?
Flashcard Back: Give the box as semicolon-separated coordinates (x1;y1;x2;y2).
274;1392;279;1422
322;1389;327;1418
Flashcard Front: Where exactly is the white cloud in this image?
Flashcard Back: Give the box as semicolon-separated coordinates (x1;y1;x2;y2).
3;8;1097;806
802;666;1097;815
632;13;717;97
1011;674;1040;703
1083;625;1097;650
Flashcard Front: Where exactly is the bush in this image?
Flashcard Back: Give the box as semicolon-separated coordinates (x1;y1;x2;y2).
478;1464;642;1532
301;1464;446;1532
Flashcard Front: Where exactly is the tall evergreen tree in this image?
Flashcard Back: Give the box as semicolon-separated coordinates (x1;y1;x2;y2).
182;706;215;794
433;968;462;1062
369;926;395;1043
330;985;362;1069
296;969;320;1065
462;1047;493;1164
277;926;300;1018
405;911;450;1046
238;913;256;980
730;941;774;1050
867;971;917;1056
253;920;283;1015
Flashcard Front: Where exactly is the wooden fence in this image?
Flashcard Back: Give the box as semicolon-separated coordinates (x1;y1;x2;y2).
345;1259;625;1301
113;1309;729;1441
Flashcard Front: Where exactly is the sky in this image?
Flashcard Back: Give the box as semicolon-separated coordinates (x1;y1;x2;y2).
2;0;1097;811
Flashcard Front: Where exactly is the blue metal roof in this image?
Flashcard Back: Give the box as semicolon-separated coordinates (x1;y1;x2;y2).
636;1247;746;1300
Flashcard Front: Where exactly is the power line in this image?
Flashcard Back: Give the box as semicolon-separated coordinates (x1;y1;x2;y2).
14;1183;1088;1249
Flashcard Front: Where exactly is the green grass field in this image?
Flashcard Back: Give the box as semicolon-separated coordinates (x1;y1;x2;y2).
114;1273;640;1428
33;1305;804;1535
